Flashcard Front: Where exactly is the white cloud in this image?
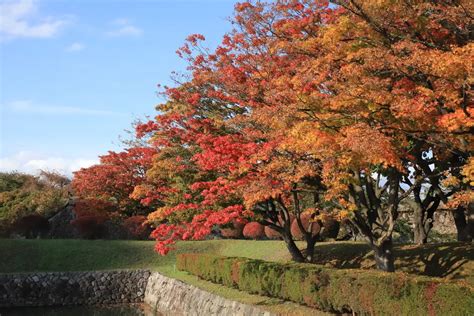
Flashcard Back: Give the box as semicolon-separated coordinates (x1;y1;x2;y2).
106;18;143;37
6;100;126;117
0;0;70;40
65;42;84;52
0;151;98;176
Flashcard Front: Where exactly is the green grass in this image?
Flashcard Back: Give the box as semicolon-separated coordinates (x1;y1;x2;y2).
0;239;290;274
1;239;472;315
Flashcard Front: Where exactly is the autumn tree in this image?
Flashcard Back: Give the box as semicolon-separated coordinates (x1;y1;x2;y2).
317;0;472;252
134;98;252;255
0;171;69;237
141;1;344;261
72;146;158;216
251;0;472;269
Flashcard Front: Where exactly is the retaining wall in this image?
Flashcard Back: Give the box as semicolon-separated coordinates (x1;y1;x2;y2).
144;272;273;316
0;270;150;307
0;270;273;315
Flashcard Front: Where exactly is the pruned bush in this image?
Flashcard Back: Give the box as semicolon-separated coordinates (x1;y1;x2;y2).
177;254;474;315
319;216;340;240
242;222;265;239
220;220;245;239
290;214;321;240
12;214;49;238
264;225;281;239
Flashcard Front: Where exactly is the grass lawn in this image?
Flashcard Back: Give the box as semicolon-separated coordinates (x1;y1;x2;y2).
1;239;472;314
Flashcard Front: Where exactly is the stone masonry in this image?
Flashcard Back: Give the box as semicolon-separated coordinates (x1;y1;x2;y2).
0;270;274;315
0;270;150;307
144;272;274;316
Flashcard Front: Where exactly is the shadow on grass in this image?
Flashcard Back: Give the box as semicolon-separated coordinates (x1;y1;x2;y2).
309;241;473;281
396;242;473;279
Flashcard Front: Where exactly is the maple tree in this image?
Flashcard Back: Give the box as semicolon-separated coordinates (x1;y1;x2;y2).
272;0;472;269
311;0;473;255
139;1;346;261
72;146;158;216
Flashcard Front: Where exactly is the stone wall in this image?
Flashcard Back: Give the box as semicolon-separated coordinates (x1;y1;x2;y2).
48;201;78;238
0;270;150;307
398;208;457;235
1;270;275;315
144;272;274;316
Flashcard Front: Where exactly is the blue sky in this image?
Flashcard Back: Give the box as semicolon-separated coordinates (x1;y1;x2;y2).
0;0;237;175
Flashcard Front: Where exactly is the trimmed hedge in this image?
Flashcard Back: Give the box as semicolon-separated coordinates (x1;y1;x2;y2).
177;254;474;315
220;220;245;239
290;215;321;240
264;225;281;239
242;222;265;239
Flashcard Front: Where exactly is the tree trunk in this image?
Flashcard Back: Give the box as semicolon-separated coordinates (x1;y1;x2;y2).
283;236;305;262
453;205;473;242
413;226;428;244
413;205;428;244
372;239;395;272
305;236;317;262
412;202;436;245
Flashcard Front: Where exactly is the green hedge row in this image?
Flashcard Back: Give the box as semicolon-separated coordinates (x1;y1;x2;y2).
177;253;474;315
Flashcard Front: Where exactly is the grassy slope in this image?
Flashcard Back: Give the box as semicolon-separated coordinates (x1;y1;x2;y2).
1;239;472;314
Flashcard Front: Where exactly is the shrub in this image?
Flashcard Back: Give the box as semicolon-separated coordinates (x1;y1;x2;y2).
177;254;474;315
220;220;245;239
242;222;265;239
123;215;151;240
70;215;108;239
12;214;49;238
393;218;413;243
319;217;340;240
264;225;281;239
290;214;321;240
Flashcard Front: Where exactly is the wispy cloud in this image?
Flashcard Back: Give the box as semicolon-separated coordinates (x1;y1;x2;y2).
6;100;126;117
106;18;143;37
65;42;84;52
0;151;98;175
0;0;70;41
